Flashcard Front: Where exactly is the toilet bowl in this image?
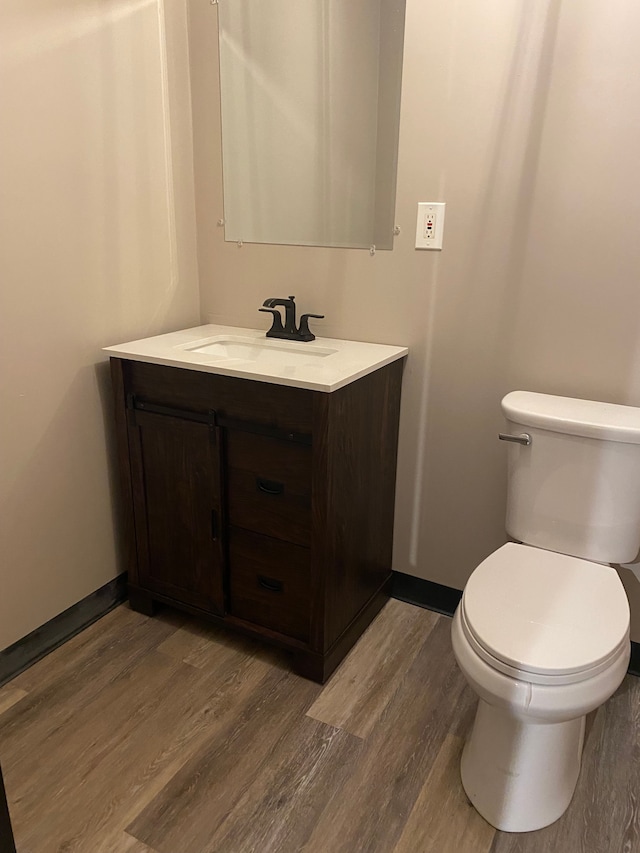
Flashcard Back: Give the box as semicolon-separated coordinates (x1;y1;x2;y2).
452;543;630;832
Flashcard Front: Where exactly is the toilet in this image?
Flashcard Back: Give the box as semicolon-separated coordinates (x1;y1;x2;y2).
452;390;640;833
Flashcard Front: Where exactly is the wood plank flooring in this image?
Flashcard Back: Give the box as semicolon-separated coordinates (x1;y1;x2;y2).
0;598;638;853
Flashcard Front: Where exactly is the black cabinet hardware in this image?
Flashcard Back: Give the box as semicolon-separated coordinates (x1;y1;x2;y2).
258;575;284;593
257;478;284;496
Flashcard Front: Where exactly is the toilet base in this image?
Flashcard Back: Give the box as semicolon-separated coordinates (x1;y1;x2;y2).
461;699;585;832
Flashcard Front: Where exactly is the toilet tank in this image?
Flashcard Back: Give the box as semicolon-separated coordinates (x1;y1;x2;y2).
502;391;640;564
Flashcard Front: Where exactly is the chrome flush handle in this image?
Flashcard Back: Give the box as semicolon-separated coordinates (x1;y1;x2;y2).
498;433;532;446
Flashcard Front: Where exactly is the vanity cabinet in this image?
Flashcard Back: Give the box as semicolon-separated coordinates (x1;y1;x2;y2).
110;356;405;682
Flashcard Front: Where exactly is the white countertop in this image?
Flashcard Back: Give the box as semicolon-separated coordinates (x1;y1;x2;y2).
103;324;408;393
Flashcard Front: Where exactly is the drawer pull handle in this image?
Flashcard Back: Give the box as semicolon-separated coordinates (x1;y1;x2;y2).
258;575;283;593
257;478;284;496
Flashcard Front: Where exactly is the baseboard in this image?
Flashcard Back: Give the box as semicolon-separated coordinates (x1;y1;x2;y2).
0;573;128;688
392;571;640;678
391;571;462;617
4;571;637;685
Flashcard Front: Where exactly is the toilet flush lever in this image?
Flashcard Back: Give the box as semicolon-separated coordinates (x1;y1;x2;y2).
498;432;532;446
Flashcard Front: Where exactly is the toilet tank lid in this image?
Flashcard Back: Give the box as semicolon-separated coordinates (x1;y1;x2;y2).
502;391;640;444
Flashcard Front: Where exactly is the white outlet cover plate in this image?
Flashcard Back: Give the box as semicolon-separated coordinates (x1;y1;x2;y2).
415;202;446;250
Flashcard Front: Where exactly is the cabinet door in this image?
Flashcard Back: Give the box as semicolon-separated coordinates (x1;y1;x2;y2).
127;408;225;615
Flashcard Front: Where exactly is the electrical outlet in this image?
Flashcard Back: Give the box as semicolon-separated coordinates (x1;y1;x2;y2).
415;202;446;250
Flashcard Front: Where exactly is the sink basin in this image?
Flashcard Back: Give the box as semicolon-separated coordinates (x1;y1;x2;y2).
182;335;337;363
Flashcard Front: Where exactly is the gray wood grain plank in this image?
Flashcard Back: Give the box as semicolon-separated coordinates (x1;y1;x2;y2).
95;830;160;853
127;671;322;853
157;613;289;673
3;638;277;852
394;734;495;853
3;605;180;733
307;599;439;738
206;717;362;853
0;607;180;774
0;688;27;717
302;618;474;853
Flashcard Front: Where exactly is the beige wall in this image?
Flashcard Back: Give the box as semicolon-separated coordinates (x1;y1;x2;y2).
4;0;639;653
189;0;640;639
0;0;200;650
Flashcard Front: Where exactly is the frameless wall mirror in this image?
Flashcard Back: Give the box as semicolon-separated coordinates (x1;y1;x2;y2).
217;0;406;250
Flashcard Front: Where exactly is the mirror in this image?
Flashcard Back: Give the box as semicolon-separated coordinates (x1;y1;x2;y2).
217;0;406;250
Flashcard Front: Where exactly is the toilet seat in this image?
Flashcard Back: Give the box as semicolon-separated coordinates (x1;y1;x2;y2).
461;543;630;686
460;601;628;686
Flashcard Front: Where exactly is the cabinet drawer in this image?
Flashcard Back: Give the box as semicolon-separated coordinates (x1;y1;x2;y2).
226;430;312;547
228;527;310;641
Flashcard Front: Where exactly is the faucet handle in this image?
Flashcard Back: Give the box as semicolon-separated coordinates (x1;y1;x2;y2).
298;313;324;342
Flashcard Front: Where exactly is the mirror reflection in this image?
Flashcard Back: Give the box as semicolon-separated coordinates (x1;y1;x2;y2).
217;0;406;250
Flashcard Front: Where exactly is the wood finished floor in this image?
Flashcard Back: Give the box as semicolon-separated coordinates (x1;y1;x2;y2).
1;599;639;853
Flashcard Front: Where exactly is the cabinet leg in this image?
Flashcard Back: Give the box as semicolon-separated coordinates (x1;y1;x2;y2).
292;650;329;684
128;588;157;617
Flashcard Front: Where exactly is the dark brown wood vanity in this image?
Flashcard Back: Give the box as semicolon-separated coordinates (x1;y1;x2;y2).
110;356;405;682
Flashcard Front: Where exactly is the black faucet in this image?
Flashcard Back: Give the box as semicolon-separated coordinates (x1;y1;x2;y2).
259;296;324;342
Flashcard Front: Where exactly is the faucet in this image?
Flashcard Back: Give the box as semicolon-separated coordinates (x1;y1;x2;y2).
261;296;298;335
259;296;324;342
